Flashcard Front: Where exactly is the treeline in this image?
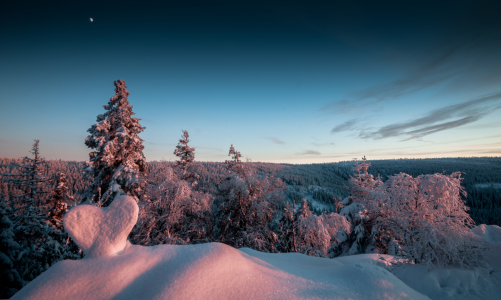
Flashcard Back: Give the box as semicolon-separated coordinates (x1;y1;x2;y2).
1;157;500;226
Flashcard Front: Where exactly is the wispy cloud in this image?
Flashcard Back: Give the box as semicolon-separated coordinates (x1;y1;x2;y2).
297;150;321;155
312;142;335;147
320;43;467;114
360;92;501;140
265;137;285;145
331;119;359;134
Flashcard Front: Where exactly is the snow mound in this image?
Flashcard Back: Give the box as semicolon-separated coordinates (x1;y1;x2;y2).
63;195;138;258
388;225;501;300
472;224;501;244
12;242;429;300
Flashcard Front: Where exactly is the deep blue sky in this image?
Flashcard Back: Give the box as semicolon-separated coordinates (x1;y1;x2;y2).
1;0;500;163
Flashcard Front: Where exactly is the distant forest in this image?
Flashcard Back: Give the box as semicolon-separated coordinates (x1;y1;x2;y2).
1;156;500;226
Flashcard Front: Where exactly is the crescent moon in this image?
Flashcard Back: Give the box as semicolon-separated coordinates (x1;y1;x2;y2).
90;18;93;22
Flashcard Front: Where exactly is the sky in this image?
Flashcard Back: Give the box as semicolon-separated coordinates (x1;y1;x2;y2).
1;0;500;163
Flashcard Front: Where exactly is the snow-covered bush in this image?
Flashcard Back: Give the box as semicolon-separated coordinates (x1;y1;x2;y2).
134;167;213;245
84;79;148;206
366;172;486;268
294;198;351;257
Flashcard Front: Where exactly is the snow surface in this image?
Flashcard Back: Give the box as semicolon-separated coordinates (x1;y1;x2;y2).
12;193;501;300
12;242;429;300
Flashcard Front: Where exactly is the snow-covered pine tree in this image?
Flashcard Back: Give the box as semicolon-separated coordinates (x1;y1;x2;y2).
0;200;23;298
339;156;383;255
296;198;312;220
46;172;72;230
172;130;199;187
277;201;296;253
84;79;149;206
45;172;82;261
225;144;245;177
216;145;285;252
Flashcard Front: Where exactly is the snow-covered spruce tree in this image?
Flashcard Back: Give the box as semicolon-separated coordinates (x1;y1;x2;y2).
366;172;485;268
84;79;149;206
216;145;285;252
172;130;199;187
133;166;213;245
46;172;72;230
339;157;382;255
0;200;23;298
45;172;82;261
225;144;245;177
277;201;296;253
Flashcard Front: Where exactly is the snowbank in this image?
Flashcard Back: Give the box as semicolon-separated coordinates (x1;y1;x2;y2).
389;225;501;300
13;242;429;300
11;194;501;300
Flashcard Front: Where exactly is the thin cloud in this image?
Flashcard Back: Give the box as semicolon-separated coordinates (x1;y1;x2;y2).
360;92;501;140
351;44;463;104
331;119;359;134
265;137;285;145
297;150;321;155
312;142;335;147
320;43;467;114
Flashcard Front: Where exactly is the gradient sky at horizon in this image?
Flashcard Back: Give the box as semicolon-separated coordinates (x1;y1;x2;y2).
1;0;500;163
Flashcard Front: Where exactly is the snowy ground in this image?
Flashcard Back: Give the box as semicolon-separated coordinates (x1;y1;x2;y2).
474;183;501;189
11;196;501;300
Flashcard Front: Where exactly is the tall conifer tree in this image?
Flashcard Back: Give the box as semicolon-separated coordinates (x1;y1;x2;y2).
84;79;149;206
173;130;199;186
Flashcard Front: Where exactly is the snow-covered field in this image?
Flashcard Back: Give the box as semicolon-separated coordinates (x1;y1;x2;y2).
12;196;501;300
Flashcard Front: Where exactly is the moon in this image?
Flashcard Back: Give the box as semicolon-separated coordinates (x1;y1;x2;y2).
90;18;93;22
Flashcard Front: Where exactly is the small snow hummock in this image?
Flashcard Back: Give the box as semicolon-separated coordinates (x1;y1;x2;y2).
63;195;138;258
